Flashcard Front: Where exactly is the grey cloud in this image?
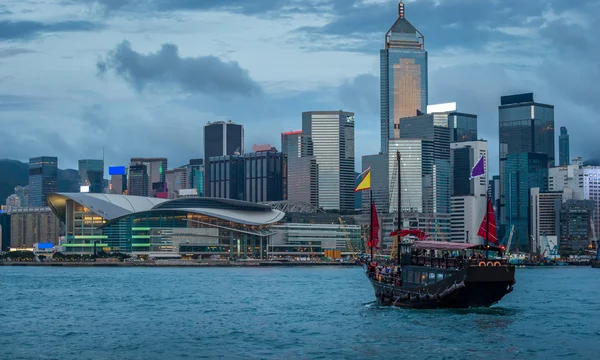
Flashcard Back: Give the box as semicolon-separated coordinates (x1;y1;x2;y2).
339;73;379;115
429;63;525;175
97;40;263;97
78;0;320;16
81;104;110;132
0;48;36;58
297;0;576;53
0;94;43;111
0;20;104;40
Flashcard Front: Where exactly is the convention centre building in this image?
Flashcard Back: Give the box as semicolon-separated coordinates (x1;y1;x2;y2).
47;193;285;259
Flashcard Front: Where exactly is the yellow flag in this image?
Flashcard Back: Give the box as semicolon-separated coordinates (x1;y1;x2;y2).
354;170;371;192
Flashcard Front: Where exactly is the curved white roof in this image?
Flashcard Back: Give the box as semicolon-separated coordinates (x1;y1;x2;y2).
48;193;167;221
47;193;285;226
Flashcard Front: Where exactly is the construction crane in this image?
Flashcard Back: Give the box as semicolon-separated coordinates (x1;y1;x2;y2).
308;242;315;260
505;225;515;254
339;217;359;260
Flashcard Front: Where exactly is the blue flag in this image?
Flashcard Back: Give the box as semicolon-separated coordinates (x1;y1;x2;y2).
470;155;485;179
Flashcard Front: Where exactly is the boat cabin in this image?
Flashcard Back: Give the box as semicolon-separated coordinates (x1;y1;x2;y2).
400;240;506;268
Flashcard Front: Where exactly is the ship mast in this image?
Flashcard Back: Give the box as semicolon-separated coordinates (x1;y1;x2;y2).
370;189;374;263
397;151;401;265
485;192;489;259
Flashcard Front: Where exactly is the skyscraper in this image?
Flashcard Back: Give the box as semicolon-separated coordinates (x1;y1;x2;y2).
78;159;104;193
503;152;549;252
207;156;245;200
426;102;478;144
281;131;319;207
448;112;478;143
204;121;244;194
499;93;555;165
128;164;149;197
361;153;389;213
28;156;58;207
189;159;204;196
450;141;488;244
499;93;554;240
129;158;167;196
109;166;127;195
302;111;355;211
388;138;434;214
559;126;570;166
399;113;451;215
380;1;427;153
244;150;287;203
165;168;187;199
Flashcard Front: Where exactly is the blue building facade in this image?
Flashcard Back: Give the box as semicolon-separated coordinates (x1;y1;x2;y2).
559;126;570;166
0;212;10;251
448;112;478;143
503;152;548;252
380;1;427;153
28;156;58;207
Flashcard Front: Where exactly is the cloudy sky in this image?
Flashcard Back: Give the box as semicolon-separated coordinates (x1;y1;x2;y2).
1;0;598;174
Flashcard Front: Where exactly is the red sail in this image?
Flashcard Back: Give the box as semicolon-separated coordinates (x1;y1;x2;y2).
477;199;498;244
368;201;380;249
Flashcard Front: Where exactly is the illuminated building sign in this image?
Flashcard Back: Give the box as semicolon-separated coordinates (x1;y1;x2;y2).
109;166;126;175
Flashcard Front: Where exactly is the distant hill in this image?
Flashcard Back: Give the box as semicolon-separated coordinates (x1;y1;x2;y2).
0;159;82;205
0;159;29;205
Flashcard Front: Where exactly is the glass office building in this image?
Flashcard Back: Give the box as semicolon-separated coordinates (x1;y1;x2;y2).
281;131;319;208
503;152;548;252
559;126;570;166
128;164;148;197
78;159;104;193
448;112;478;143
28;156;58;207
204;121;244;194
361;153;389;213
302;111;355;212
208;156;245;200
499;93;554;241
499;93;555;166
380;1;427;153
244;151;287;203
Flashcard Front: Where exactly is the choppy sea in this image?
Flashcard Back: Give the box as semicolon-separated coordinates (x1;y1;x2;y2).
1;266;599;359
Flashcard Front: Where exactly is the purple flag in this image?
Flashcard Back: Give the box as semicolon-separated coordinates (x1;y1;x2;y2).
470;155;485;179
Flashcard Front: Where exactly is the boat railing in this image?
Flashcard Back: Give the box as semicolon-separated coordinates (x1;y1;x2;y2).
368;271;403;286
410;256;509;269
410;255;464;269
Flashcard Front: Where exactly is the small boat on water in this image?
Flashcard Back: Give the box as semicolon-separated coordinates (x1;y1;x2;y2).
357;151;516;309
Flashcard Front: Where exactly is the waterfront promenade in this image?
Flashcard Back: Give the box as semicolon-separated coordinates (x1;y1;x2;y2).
0;259;360;268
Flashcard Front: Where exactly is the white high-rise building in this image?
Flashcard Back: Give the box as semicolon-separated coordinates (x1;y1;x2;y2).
450;141;488;244
583;167;600;240
548;164;584;199
302;111;355;211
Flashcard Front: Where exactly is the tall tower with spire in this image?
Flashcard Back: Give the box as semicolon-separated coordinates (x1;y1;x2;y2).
380;1;428;153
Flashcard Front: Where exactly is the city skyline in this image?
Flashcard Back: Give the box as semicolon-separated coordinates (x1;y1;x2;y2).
1;0;598;176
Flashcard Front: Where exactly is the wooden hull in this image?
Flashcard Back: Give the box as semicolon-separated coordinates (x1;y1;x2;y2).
368;265;516;309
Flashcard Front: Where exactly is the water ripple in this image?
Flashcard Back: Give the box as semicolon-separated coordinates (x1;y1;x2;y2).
0;266;599;359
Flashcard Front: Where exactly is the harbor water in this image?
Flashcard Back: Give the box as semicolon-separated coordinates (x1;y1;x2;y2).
1;266;599;359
